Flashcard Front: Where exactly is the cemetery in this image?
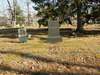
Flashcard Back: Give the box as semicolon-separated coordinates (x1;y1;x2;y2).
0;0;100;75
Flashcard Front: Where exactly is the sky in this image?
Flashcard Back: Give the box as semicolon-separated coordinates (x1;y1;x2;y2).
0;0;37;16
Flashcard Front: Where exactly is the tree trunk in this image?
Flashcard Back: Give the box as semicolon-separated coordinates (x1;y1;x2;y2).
76;4;83;33
7;0;13;24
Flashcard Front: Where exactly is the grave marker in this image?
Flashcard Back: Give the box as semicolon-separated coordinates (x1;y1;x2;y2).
18;25;27;43
48;20;62;43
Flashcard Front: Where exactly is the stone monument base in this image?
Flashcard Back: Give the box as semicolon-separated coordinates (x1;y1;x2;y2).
48;36;62;43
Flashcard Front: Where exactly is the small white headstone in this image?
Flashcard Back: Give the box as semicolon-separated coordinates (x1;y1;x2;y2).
18;25;27;43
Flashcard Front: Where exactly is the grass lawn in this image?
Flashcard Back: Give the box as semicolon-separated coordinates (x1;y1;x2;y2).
0;25;100;75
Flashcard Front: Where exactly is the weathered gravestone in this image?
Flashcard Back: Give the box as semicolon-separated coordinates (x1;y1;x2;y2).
18;25;27;43
48;20;62;43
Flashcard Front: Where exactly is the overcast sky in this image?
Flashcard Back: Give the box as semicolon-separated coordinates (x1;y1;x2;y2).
0;0;36;16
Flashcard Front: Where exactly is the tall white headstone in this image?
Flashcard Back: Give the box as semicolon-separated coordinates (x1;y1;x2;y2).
48;20;62;43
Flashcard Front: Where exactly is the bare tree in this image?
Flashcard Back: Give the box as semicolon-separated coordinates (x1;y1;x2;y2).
27;0;30;25
13;0;17;26
7;0;17;26
7;0;13;24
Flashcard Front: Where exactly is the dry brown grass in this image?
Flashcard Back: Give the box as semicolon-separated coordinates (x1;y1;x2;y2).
0;25;100;75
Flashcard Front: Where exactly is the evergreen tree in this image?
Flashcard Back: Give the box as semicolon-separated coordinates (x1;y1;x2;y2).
31;0;100;32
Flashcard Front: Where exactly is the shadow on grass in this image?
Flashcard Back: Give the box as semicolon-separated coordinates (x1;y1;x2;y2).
0;28;100;39
33;35;62;44
2;28;100;44
0;50;100;70
0;34;17;39
2;40;20;43
0;64;32;74
0;64;99;75
0;63;98;75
